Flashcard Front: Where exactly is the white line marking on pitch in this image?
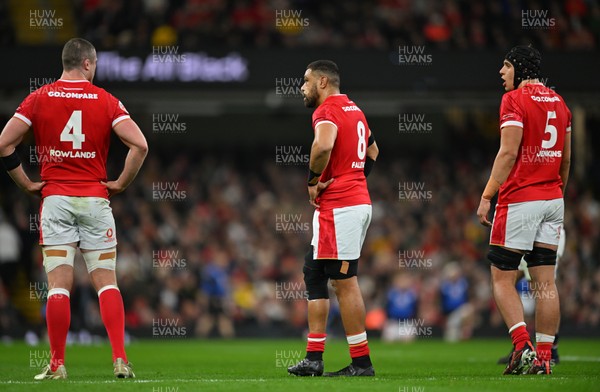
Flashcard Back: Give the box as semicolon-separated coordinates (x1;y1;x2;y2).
2;378;267;384
560;356;600;362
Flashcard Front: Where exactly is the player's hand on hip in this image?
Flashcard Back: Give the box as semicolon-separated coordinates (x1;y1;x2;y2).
477;198;493;227
25;181;45;197
101;180;125;198
308;178;334;208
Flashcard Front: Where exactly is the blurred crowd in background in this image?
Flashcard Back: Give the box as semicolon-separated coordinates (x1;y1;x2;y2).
76;0;600;50
1;0;599;50
0;0;599;343
1;109;599;342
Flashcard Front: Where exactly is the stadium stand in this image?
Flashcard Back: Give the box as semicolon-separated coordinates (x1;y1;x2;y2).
0;1;598;342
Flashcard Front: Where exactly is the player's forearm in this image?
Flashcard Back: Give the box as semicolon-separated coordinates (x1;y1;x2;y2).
309;142;331;174
366;142;379;161
116;147;147;190
482;150;517;199
0;118;29;156
559;159;570;194
491;149;518;183
0;145;13;156
7;165;34;191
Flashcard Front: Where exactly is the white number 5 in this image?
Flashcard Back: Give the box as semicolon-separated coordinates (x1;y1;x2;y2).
60;110;85;150
541;110;557;149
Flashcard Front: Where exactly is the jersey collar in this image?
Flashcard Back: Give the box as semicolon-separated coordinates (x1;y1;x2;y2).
58;79;90;83
323;93;347;103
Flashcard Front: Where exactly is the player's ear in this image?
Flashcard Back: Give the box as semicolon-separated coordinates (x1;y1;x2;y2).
319;75;328;89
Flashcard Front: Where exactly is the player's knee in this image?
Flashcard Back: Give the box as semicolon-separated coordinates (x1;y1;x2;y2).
42;245;76;273
324;259;358;280
82;247;117;273
525;247;557;268
487;245;522;271
303;248;329;300
303;266;329;300
304;246;315;266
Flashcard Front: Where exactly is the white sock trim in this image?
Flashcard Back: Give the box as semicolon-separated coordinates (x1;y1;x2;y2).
97;284;119;297
308;336;326;342
347;331;367;345
48;288;70;298
536;333;555;343
508;322;526;334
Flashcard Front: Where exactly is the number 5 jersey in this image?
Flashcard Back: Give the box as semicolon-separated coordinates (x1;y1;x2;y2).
498;83;571;204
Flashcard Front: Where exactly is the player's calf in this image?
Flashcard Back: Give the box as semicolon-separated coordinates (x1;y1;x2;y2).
302;249;329;364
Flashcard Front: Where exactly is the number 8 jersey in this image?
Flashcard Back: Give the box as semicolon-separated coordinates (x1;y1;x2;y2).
14;79;130;199
498;83;571;204
312;94;371;210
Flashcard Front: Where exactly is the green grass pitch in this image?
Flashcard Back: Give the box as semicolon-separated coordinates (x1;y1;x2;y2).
1;338;599;391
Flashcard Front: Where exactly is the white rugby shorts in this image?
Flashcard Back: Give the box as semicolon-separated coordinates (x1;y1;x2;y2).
40;195;117;250
490;198;563;251
311;204;371;260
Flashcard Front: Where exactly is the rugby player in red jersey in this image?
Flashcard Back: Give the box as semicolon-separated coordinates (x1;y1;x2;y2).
0;38;147;379
477;45;571;375
288;60;379;377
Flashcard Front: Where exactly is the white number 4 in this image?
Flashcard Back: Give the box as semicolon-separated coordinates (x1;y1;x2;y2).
60;110;85;150
541;110;557;149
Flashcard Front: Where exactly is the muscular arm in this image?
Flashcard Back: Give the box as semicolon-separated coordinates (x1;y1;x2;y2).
307;122;337;208
0;117;44;195
366;130;379;161
477;126;522;226
559;132;571;194
482;126;523;199
0;117;28;156
103;119;148;196
363;129;379;177
309;122;337;174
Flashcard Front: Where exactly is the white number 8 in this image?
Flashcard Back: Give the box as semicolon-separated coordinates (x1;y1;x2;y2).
357;120;366;159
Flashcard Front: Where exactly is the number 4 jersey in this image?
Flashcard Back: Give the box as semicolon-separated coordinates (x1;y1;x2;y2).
14;79;130;199
312;94;371;210
498;83;571;204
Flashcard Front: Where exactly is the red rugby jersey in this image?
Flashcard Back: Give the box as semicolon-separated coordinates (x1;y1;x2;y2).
498;83;571;204
312;94;371;210
14;79;130;198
